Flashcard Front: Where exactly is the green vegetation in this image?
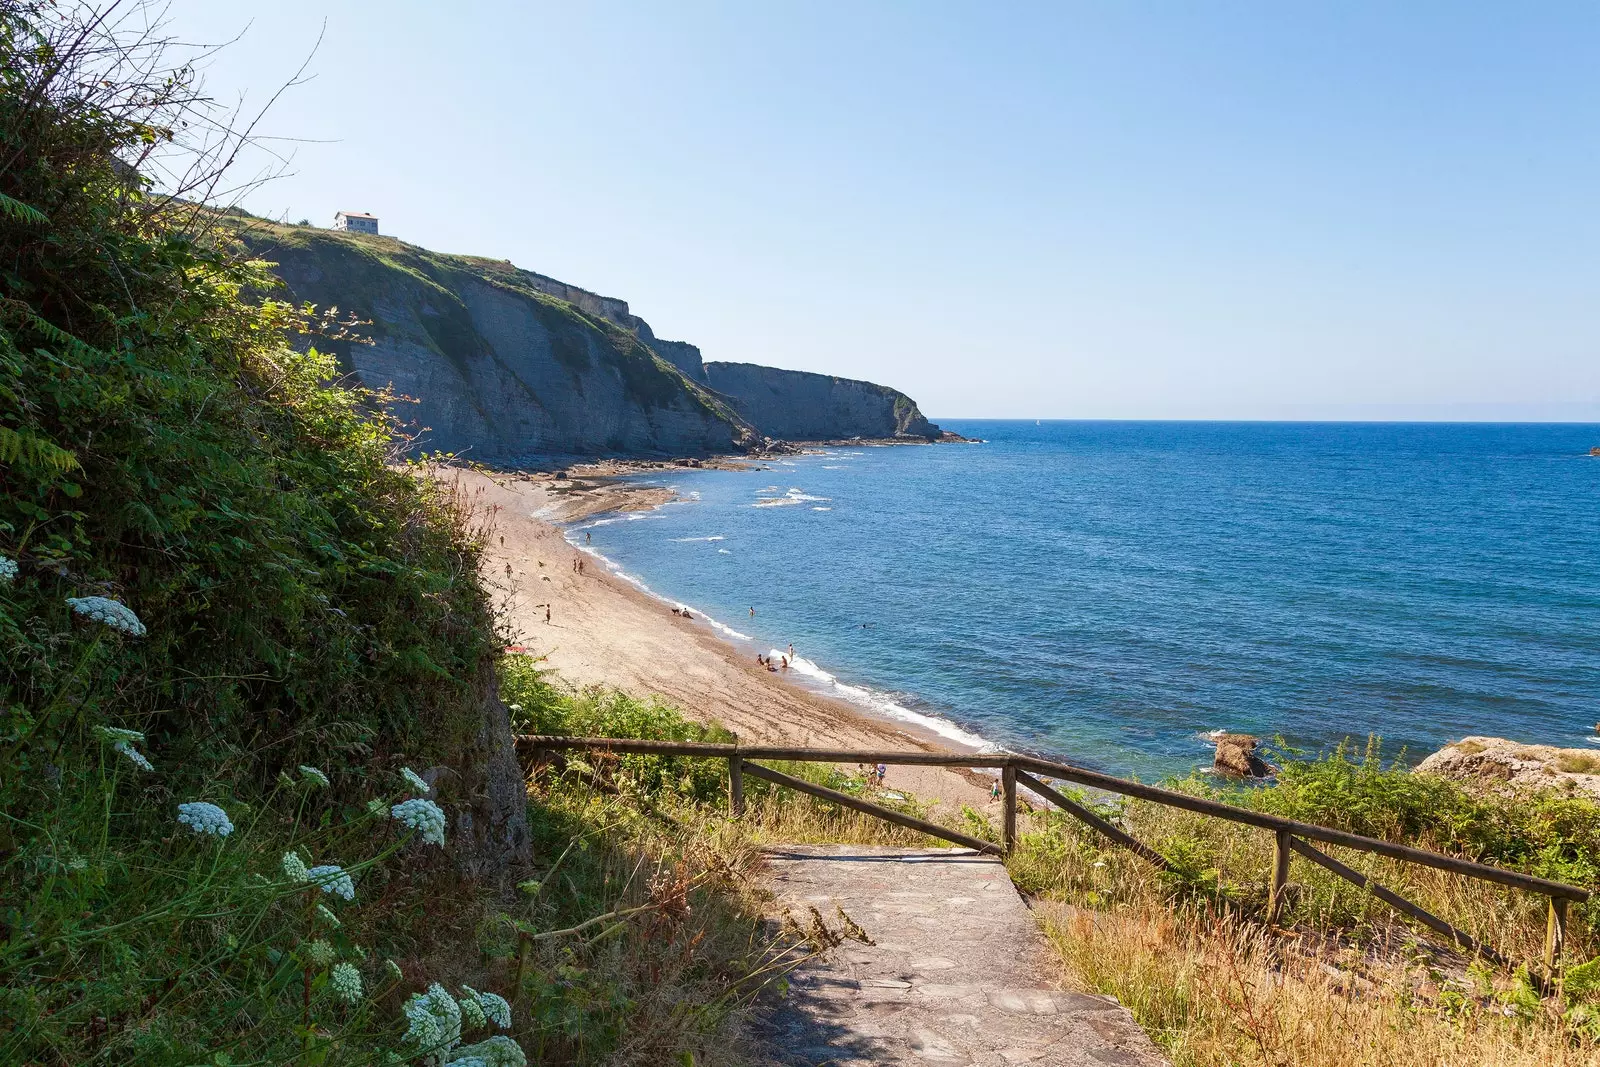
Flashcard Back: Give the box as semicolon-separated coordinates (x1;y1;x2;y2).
0;5;520;1063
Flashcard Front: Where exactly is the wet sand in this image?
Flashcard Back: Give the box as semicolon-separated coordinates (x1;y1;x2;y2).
447;466;994;813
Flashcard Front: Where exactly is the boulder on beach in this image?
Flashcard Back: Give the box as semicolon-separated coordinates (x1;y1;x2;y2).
1212;733;1274;779
1416;736;1600;800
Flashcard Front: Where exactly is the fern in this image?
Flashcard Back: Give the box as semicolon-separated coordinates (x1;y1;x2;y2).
0;191;48;226
0;425;80;472
27;313;110;362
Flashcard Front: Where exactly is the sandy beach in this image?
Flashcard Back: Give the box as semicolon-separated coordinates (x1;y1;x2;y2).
449;465;994;813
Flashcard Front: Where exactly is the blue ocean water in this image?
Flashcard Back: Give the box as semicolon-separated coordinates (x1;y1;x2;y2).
574;422;1600;779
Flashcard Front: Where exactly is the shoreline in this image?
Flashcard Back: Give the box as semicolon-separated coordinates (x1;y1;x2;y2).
449;465;999;813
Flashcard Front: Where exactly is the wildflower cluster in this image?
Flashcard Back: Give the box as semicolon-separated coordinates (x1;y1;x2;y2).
298;765;330;788
94;726;153;771
391;797;446;847
176;801;233;838
282;851;309;882
447;1035;526;1067
460;986;511;1030
0;555;16;582
401;766;431;795
403;982;462;1054
331;962;363;1004
307;864;356;901
305;940;335;967
64;595;146;636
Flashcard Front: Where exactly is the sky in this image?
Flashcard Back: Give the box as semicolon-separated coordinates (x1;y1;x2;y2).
165;1;1598;421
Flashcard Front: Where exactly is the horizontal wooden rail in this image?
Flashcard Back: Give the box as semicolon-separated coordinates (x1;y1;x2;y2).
738;760;1003;856
1018;755;1589;902
517;735;1010;767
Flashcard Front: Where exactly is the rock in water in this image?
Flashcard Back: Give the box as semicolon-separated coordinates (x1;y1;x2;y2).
1416;736;1600;800
1213;734;1273;778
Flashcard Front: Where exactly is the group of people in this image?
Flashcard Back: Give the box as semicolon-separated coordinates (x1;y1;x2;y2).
857;762;890;787
757;642;797;673
571;557;586;574
671;606;694;620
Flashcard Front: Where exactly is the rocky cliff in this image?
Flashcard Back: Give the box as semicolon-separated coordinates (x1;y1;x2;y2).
701;362;940;441
239;220;941;458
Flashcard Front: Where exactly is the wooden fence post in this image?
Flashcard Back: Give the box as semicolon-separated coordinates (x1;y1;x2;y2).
1002;762;1018;854
1268;829;1292;925
728;755;744;818
1546;896;1568;983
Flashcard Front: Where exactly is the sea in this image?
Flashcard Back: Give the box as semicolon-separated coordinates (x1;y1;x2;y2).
570;421;1600;781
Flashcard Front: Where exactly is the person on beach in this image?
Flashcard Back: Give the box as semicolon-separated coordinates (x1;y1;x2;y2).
749;606;755;617
990;780;1002;802
545;604;551;624
586;532;592;544
787;642;795;659
781;656;789;671
876;763;887;785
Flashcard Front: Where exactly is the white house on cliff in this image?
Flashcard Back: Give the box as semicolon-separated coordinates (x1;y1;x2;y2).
333;211;379;235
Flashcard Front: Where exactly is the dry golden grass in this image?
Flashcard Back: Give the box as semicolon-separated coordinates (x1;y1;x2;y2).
1038;901;1595;1067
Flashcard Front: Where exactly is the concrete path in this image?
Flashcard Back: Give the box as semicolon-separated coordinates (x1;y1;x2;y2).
756;845;1167;1067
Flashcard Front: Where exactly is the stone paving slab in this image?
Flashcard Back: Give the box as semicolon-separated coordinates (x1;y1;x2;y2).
755;845;1167;1067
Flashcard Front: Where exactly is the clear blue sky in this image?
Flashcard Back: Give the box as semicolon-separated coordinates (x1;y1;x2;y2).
174;1;1598;421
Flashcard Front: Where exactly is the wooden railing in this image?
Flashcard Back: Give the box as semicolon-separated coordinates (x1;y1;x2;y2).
516;735;1590;984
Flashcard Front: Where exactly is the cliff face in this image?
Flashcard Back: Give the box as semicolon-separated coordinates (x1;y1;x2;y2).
241;221;942;457
702;362;940;441
241;224;748;461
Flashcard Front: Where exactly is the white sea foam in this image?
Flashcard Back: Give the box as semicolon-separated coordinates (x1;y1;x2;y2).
769;651;997;752
821;465;846;469
669;535;726;542
812;506;832;511
753;488;832;508
717;548;732;554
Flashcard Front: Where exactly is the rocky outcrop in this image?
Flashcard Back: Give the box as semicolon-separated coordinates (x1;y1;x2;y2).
1416;737;1600;800
701;362;941;441
242;224;749;461
239;219;946;458
1212;734;1273;778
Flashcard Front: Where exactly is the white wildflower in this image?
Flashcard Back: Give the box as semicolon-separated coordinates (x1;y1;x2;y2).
331;961;363;1004
403;982;462;1054
315;903;342;928
281;851;309;882
367;797;388;816
401;766;431;795
305;939;335;967
95;727;154;771
307;864;356;901
448;1036;526;1067
390;797;446;847
459;990;486;1030
176;801;232;838
65;595;146;636
0;555;17;582
385;958;405;982
298;765;330;788
478;990;511;1030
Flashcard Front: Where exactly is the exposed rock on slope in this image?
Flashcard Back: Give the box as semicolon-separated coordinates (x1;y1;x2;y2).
1417;736;1600;800
240;222;749;461
240;220;945;457
701;362;940;441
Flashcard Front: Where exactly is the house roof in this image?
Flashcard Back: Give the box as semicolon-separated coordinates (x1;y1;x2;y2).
336;211;379;219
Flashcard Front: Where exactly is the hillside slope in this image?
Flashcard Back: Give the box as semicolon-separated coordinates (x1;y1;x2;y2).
239;221;751;460
703;361;940;441
242;221;943;456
